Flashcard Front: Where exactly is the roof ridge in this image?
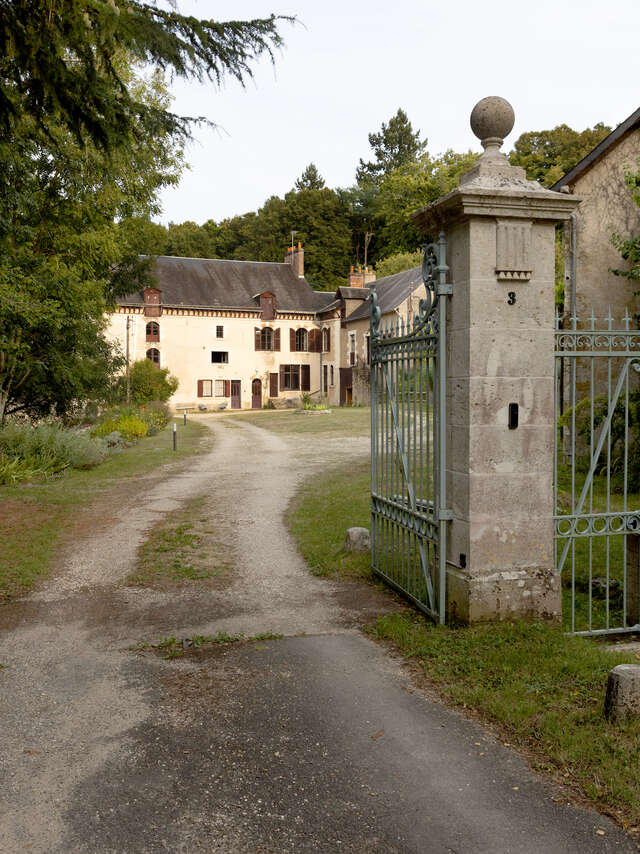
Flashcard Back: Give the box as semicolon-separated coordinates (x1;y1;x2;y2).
143;254;292;267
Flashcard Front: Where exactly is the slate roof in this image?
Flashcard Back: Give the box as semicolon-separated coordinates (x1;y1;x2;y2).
347;266;423;322
552;107;640;190
336;286;369;301
117;256;335;314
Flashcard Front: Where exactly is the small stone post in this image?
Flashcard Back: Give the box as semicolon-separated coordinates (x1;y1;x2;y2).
412;97;581;623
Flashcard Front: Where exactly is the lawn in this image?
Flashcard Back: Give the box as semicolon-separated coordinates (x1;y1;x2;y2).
0;419;209;600
289;458;640;833
287;458;371;580
227;406;371;437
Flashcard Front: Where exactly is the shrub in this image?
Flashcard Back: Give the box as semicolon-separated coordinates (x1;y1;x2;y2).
300;392;327;411
116;360;178;404
0;422;107;484
91;414;148;441
137;401;170;431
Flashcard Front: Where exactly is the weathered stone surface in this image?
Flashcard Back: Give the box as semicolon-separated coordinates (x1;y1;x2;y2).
604;664;640;723
470;96;515;144
345;527;370;552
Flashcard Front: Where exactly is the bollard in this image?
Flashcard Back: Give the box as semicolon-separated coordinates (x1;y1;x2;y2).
183;410;187;426
173;422;177;451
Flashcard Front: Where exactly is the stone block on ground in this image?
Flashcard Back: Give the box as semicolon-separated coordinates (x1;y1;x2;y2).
345;527;370;552
604;664;640;722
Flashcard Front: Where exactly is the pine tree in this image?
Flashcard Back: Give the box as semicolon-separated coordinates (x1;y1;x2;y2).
295;163;326;191
356;109;426;183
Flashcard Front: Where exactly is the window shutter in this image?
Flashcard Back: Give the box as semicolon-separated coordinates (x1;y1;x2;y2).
270;372;278;397
301;364;310;391
290;328;296;351
280;365;286;388
325;328;330;352
197;380;203;398
274;328;281;351
224;380;230;397
308;329;316;352
254;327;261;351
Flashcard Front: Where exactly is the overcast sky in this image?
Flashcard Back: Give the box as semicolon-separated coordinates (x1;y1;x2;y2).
157;0;640;225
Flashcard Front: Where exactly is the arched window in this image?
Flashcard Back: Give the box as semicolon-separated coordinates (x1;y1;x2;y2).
146;321;160;342
322;327;330;352
260;327;273;350
146;348;160;365
295;328;308;352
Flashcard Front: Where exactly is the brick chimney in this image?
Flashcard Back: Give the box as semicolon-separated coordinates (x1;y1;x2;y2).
285;241;304;278
348;265;376;288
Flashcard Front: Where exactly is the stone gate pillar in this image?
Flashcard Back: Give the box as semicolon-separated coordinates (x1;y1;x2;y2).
412;97;581;623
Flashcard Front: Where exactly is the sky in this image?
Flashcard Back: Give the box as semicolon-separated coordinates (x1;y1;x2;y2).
157;0;640;225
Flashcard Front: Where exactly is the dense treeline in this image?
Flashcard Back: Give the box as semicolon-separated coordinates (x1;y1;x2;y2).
0;2;288;423
123;111;612;289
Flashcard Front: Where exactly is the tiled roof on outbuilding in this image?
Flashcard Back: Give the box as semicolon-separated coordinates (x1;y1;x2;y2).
346;266;422;322
117;256;334;314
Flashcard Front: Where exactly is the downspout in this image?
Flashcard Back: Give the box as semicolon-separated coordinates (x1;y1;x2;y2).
568;211;578;464
570;212;577;320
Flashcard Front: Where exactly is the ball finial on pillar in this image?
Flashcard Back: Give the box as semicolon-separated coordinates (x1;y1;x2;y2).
470;96;515;158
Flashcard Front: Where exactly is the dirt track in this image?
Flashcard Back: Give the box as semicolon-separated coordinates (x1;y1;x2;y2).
0;416;636;853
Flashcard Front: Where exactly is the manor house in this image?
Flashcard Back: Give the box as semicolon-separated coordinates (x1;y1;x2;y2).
106;245;425;410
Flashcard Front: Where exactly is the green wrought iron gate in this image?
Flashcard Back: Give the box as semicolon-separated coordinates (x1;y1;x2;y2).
555;311;640;636
370;234;451;624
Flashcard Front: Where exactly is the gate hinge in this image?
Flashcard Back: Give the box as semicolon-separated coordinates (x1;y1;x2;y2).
438;508;453;521
437;284;453;296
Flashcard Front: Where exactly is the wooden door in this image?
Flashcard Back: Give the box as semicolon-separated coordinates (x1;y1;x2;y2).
339;367;353;406
269;372;278;397
251;378;262;409
230;380;241;409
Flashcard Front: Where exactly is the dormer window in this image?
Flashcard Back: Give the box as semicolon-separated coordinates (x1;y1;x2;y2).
143;287;162;318
259;292;276;320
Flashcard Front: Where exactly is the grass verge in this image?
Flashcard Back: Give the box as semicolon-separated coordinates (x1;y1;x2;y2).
0;419;209;600
287;458;371;580
232;406;371;437
126;495;233;588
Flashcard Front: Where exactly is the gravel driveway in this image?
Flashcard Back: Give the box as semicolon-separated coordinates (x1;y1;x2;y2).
0;416;636;853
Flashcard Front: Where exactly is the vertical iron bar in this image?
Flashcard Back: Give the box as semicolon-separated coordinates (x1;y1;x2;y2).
589;353;594;632
606;347;612;629
437;233;448;624
571;352;576;634
624;359;629;625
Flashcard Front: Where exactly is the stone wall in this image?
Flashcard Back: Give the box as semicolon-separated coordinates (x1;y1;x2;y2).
564;127;640;324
